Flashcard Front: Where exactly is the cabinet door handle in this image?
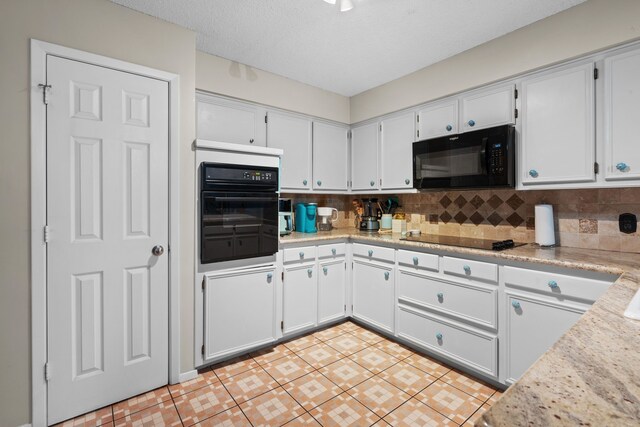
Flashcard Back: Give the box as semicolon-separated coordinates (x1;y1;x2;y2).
436;333;443;340
413;256;419;265
299;251;305;259
512;300;521;309
384;271;390;280
368;249;373;257
463;265;471;274
446;124;453;131
323;266;328;274
468;119;476;127
331;248;337;255
548;280;559;289
616;162;628;171
529;169;539;178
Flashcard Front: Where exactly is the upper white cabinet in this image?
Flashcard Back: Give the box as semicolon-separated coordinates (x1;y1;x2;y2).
266;111;313;191
380;112;415;190
351;122;379;191
460;84;516;132
417;99;458;140
197;94;266;146
520;63;596;186
313;122;349;191
604;47;640;182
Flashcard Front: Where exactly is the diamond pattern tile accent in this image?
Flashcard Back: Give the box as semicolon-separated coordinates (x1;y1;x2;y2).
310;394;380;427
487;195;504;209
240;387;305;426
262;354;314;385
297;343;343;369
212;355;259;380
284;371;342;411
219;367;278;403
384;398;455;426
506;212;524;228
440;211;453;224
417;381;482;424
469;211;485;226
439;195;452;208
348;376;410;417
319;358;374;391
283;334;321;352
113;401;181;427
113;386;172;420
487;212;504;226
174;382;235;426
313;325;348;341
326;334;369;356
469;195;485;209
429;214;439;224
506;194;525;210
453;211;468;225
379;361;437;395
168;369;220;398
454;195;467;208
350;347;399;374
376;341;413;361
348;328;385;345
284;412;322;426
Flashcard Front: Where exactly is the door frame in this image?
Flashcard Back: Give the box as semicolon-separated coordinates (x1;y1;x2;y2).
29;39;181;426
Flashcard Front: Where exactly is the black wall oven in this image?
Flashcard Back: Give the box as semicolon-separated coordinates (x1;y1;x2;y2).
413;125;515;190
200;163;279;264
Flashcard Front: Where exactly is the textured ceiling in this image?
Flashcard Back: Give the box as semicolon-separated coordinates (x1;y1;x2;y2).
111;0;586;96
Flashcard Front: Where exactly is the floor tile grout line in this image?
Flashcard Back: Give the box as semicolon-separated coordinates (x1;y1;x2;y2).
345;375;412;421
213;371;256;427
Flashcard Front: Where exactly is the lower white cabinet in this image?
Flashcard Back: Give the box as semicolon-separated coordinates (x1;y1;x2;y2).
504;292;585;383
203;266;277;362
352;259;394;333
283;263;318;336
318;259;347;325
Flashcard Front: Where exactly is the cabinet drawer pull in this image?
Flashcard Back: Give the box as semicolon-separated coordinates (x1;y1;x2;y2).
323;266;328;274
384;271;390;280
413;256;419;265
548;280;558;289
616;162;628;171
446;124;453;131
437;292;444;299
436;333;443;340
468;119;476;127
368;249;373;257
463;265;471;274
512;300;521;309
331;248;337;255
299;251;305;259
528;169;539;178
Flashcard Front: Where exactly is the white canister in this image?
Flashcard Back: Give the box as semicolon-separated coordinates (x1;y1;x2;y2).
535;204;556;246
392;219;407;234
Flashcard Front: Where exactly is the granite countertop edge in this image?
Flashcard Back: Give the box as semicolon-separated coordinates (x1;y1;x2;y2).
279;229;640;426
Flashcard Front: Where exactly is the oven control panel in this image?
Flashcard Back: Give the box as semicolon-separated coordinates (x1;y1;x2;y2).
242;171;275;181
202;162;278;190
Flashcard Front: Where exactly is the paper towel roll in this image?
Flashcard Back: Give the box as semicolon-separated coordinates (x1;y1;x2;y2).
535;204;556;246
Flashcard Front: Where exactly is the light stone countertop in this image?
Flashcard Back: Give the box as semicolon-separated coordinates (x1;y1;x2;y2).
280;228;640;426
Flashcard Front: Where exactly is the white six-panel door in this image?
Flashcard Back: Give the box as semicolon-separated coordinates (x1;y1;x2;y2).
46;55;169;424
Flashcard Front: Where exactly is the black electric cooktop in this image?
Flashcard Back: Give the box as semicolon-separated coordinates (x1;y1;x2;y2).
400;235;526;251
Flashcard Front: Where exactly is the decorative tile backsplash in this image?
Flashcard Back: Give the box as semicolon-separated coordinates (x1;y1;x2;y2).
282;188;640;253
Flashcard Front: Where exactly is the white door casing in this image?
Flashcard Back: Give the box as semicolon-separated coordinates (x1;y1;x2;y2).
46;55;169;424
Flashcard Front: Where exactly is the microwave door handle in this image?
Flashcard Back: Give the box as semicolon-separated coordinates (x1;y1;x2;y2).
480;137;489;174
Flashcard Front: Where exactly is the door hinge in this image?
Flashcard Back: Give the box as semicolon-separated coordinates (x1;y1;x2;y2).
514;89;518;99
417;129;420;138
379;124;382;132
344;304;346;313
38;83;51;105
44;362;51;381
351;304;353;312
347;130;351;139
43;225;50;243
281;271;284;282
594;68;599;80
594;162;599;174
416;115;420;123
280;321;284;331
265;115;268;124
514;108;518;119
201;345;205;356
380;179;382;186
202;276;206;290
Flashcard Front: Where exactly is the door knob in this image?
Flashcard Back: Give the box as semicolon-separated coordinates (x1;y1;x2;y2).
152;245;164;256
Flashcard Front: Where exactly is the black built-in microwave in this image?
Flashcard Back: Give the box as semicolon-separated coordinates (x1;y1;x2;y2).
412;125;515;190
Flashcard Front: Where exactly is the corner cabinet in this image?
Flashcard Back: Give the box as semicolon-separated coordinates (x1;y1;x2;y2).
196;94;267;146
380;112;416;190
266;111;313;191
313;122;349;191
604;47;640;182
202;265;277;363
520;62;596;186
351;122;380;191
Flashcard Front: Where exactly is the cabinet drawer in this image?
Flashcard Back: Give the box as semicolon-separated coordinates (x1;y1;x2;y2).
503;266;611;303
283;246;316;263
443;256;497;283
317;243;346;259
397;249;439;272
398;272;497;329
352;243;395;263
398;306;497;377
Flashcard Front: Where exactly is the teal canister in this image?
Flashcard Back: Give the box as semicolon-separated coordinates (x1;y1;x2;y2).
295;203;307;233
306;203;317;233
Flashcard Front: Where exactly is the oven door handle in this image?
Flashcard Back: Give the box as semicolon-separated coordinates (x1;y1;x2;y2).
206;196;276;202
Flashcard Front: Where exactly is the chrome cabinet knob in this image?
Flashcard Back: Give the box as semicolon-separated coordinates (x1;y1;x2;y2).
468;119;475;127
446;124;453;131
529;169;539;178
616;162;628;171
152;245;164;256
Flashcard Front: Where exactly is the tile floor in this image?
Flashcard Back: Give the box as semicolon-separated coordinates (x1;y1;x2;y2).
55;321;504;427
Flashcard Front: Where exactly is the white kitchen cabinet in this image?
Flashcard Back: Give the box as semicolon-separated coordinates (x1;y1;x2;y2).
417;99;458;140
283;263;318;336
196;94;266;146
380;112;415;190
351;122;379;191
266;111;313;190
604;47;640;181
520;62;596;186
460;84;516;132
352;259;394;333
313;122;349;191
203;266;277;362
318;259;347;325
504;292;585;383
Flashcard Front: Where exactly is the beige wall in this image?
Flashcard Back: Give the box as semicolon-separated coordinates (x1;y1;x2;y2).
351;0;640;123
196;51;350;124
0;1;196;425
